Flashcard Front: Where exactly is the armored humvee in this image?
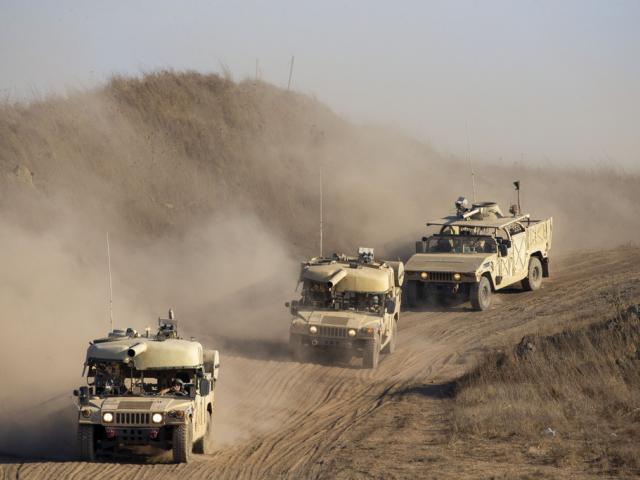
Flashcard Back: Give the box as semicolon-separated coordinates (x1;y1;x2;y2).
287;248;404;369
405;197;552;310
73;311;220;463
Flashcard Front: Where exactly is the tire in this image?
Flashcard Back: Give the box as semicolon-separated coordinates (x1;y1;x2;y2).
470;276;492;311
289;335;308;363
78;424;96;461
363;336;380;369
405;281;418;307
522;256;543;291
381;318;397;354
172;420;192;463
193;412;213;454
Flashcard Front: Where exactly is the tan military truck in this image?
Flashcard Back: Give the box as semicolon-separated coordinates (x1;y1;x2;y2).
73;312;220;463
287;248;404;369
405;197;552;310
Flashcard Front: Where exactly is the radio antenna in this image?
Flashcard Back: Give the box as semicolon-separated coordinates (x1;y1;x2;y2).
107;232;114;331
466;121;477;202
319;162;323;257
513;180;521;213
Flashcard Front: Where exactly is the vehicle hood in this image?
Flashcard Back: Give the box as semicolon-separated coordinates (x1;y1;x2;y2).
405;253;492;273
297;309;379;328
95;396;194;412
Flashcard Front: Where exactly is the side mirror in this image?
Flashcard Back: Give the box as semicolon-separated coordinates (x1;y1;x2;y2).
188;384;197;399
385;299;396;314
212;350;220;382
289;300;299;315
499;244;509;257
73;389;79;397
284;301;290;308
199;379;211;396
78;386;90;405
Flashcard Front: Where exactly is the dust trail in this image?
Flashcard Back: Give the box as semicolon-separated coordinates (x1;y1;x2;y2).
0;203;296;458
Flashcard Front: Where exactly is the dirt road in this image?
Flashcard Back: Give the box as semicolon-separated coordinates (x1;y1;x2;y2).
2;247;639;479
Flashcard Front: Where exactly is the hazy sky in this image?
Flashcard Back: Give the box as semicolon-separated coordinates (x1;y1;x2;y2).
1;0;639;169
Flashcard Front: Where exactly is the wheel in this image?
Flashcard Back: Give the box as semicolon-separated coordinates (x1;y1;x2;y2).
470;276;492;311
193;412;213;454
363;336;380;369
78;424;96;461
172;420;192;463
522;257;543;291
404;281;418;307
381;318;397;354
289;335;309;363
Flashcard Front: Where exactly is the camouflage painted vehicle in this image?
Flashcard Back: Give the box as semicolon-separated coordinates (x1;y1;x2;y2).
287;248;404;369
405;197;553;310
73;312;220;463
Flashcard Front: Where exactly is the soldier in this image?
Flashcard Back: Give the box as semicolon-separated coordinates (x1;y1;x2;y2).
160;378;187;396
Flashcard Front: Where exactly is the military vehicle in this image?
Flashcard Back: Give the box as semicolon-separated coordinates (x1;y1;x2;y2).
73;311;220;463
404;195;552;310
286;248;404;369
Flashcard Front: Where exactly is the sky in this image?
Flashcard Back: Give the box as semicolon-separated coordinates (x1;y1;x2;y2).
1;0;639;169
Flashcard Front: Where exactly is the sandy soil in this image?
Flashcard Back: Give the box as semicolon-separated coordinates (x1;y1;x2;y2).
1;247;638;479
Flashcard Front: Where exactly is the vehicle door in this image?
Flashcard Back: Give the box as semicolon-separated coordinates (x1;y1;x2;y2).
495;228;513;280
509;223;528;280
194;379;205;436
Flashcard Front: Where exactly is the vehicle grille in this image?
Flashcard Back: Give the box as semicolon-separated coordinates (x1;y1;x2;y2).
318;326;347;338
115;412;151;425
427;272;454;282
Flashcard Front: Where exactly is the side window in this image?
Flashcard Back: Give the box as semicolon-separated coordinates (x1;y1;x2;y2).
508;223;525;236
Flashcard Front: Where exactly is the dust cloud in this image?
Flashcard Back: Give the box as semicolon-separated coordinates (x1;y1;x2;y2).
0;197;296;459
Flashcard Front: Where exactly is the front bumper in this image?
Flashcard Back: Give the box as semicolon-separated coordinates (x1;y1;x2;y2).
405;271;477;283
107;426;167;446
291;333;369;350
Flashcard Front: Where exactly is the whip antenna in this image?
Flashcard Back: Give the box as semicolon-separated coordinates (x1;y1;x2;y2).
466;121;477;202
107;232;114;331
319;163;323;257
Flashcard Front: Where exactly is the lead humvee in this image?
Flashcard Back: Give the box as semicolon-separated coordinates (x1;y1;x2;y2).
287;248;404;369
73;311;220;463
404;197;553;310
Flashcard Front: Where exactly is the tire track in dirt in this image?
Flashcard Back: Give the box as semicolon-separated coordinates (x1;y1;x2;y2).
2;247;639;479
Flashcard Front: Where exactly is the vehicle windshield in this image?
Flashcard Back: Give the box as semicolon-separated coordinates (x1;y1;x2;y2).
300;281;385;314
425;235;497;254
87;362;195;397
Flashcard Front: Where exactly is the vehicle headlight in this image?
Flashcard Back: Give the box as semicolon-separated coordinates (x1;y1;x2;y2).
347;329;356;337
453;273;462;281
420;272;429;280
152;413;163;424
81;409;92;418
309;325;318;334
169;410;185;419
102;412;114;423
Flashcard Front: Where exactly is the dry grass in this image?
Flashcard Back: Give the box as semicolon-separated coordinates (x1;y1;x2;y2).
453;297;640;476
